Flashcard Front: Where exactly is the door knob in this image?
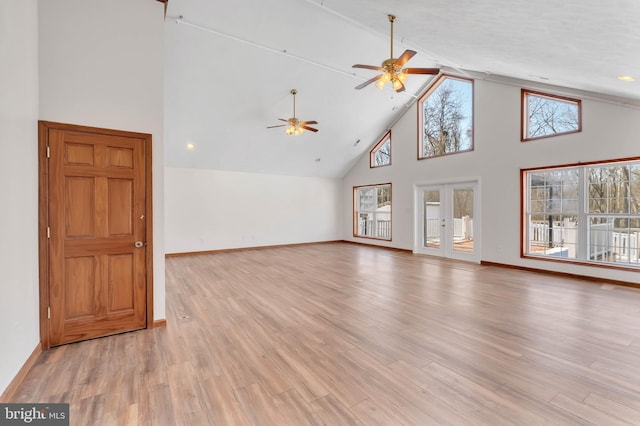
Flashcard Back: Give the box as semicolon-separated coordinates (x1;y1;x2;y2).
135;241;144;248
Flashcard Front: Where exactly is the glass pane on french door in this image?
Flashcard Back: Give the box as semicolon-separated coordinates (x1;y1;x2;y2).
423;189;441;248
452;187;474;253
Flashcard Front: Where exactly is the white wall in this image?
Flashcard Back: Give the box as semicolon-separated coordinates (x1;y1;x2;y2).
38;0;166;319
165;168;342;253
0;0;40;395
343;76;640;283
0;0;40;394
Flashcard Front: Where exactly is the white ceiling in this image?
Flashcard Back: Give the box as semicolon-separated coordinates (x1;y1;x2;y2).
165;0;640;178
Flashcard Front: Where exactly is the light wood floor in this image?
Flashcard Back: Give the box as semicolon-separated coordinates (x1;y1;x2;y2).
12;242;640;425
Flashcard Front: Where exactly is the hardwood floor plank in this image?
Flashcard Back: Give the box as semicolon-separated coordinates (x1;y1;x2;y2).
167;362;208;425
590;357;640;382
343;351;460;425
293;339;369;408
102;363;139;418
196;375;251;426
351;397;404;426
118;403;138;426
136;329;169;387
12;357;54;402
265;332;331;402
490;384;593;425
75;339;114;399
551;393;634;426
423;361;547;425
225;328;293;396
309;394;363;425
76;393;108;426
234;383;289;426
137;383;175;426
8;242;640;425
583;392;640;425
273;388;323;426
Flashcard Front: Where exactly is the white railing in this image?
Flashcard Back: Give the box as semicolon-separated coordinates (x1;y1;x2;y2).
531;222;571;245
529;219;577;258
617;232;639;263
591;222;639;263
357;211;391;239
530;219;639;264
425;217;473;240
589;222;611;259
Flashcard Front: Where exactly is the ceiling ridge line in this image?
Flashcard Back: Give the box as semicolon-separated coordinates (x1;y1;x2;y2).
173;15;418;98
470;71;640;110
298;0;464;72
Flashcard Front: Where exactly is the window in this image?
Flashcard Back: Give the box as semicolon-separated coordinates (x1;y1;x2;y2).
370;131;391;168
521;89;581;141
523;158;640;268
354;183;391;240
418;75;473;159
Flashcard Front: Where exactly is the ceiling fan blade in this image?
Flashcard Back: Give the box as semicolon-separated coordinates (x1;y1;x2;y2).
277;118;290;122
394;50;417;67
301;125;318;133
394;81;406;93
266;124;288;128
355;74;382;90
403;67;440;75
300;120;317;125
353;64;384;71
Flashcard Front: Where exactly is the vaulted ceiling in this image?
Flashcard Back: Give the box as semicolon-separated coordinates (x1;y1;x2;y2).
165;0;640;178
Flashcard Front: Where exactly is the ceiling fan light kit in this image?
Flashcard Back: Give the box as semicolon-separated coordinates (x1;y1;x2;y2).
267;89;319;136
353;14;440;93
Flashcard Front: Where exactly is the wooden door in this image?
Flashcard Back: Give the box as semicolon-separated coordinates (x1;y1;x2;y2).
39;122;152;347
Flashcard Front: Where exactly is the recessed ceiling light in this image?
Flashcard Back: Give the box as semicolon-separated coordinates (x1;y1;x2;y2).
618;75;636;82
186;143;195;150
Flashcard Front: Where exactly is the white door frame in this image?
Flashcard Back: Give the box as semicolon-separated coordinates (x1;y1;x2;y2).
413;178;481;263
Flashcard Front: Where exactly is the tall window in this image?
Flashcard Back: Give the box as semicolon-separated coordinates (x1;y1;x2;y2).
523;158;640;268
521;89;581;141
370;131;391;168
418;75;473;159
354;183;391;240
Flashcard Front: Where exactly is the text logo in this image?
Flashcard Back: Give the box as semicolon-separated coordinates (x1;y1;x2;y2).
1;404;68;425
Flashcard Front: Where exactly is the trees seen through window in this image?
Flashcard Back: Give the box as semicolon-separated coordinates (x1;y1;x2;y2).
370;131;391;168
419;75;473;159
522;90;581;141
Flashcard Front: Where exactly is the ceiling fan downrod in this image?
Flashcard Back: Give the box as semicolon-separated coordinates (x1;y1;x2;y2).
291;89;297;118
388;14;396;60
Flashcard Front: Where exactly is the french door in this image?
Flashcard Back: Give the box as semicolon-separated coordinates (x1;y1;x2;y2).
415;181;480;262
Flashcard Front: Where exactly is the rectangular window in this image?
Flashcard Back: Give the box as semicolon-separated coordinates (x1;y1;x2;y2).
521;89;581;141
523;158;640;268
418;75;473;159
370;131;391;168
353;183;391;240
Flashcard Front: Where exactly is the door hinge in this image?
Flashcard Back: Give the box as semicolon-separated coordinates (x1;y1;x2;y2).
46;146;50;158
47;227;50;239
47;306;51;319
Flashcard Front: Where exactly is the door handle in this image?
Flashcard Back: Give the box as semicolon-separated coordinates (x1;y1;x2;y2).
134;241;144;248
